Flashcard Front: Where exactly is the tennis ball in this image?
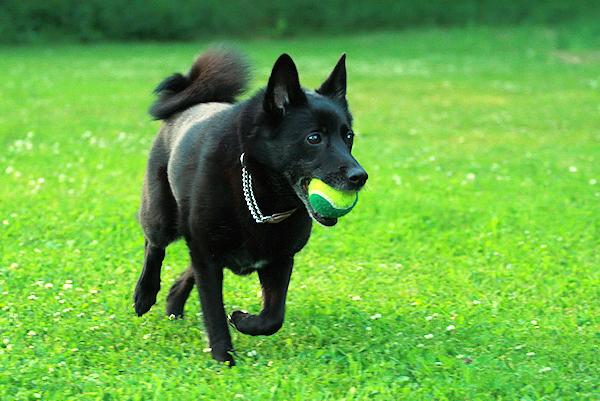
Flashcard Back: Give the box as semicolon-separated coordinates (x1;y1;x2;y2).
308;179;358;218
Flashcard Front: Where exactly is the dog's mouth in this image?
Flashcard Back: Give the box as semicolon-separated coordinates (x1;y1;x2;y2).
298;179;338;227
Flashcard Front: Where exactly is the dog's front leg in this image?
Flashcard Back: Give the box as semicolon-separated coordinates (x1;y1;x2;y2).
192;256;236;366
229;255;293;336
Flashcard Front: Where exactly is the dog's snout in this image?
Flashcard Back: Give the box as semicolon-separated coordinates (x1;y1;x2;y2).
348;167;368;189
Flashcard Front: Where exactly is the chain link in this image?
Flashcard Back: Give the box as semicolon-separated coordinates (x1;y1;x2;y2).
240;153;296;224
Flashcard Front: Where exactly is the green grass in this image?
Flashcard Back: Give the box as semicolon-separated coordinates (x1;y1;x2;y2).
1;26;600;399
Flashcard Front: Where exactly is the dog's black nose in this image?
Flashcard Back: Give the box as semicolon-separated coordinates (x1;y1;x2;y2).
348;167;368;189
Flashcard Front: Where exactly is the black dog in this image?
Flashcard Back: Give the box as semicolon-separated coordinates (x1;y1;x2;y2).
133;47;368;366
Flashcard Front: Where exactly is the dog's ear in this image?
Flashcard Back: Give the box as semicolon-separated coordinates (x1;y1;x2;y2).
264;54;307;118
316;53;347;104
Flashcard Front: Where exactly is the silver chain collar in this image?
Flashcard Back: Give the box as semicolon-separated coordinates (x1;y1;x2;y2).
240;153;297;224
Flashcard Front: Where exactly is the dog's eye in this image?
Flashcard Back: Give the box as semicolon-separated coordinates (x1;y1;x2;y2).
345;130;355;146
307;133;322;145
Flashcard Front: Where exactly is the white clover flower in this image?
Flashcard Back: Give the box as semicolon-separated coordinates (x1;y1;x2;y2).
446;325;456;331
352;295;361;301
370;313;382;320
27;331;36;336
424;334;434;339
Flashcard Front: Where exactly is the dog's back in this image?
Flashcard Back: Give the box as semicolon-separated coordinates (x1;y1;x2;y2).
149;47;250;120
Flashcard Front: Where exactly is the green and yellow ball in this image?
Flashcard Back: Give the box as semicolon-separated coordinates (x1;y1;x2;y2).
308;179;358;218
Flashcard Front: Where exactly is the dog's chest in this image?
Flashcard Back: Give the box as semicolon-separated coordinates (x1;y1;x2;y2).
215;224;308;275
223;249;270;275
191;205;312;275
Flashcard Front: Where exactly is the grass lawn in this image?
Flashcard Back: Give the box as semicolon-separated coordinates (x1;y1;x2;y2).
1;26;599;399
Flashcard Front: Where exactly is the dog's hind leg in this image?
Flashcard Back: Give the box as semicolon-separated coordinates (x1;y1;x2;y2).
229;255;294;336
133;143;179;316
165;265;195;317
133;240;166;316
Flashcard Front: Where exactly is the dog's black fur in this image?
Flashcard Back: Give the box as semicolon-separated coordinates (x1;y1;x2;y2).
133;47;368;366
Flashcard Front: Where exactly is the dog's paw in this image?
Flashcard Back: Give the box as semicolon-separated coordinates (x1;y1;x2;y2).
133;285;159;316
228;310;248;331
165;304;185;319
165;284;189;318
209;343;236;367
228;310;282;336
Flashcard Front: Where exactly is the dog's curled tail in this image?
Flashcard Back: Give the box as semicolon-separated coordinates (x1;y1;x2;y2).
149;47;251;120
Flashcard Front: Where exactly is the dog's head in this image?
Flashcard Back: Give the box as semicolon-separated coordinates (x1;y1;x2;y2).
247;54;368;226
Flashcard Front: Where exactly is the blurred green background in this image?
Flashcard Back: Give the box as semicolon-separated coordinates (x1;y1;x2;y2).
2;0;599;44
